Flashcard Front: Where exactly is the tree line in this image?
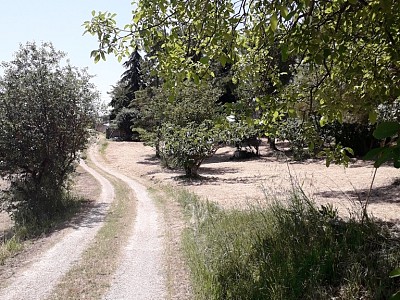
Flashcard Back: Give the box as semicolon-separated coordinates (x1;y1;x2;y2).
89;0;399;176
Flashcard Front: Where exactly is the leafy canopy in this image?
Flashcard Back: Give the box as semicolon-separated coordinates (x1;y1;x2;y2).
84;0;399;123
0;42;99;226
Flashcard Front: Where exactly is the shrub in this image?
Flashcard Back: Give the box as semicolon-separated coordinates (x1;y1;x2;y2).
135;82;225;176
113;107;141;140
160;121;221;177
0;42;98;227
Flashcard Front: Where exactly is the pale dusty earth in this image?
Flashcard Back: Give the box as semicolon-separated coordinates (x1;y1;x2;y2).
0;159;114;300
0;137;398;300
89;145;166;300
0;143;185;300
104;139;399;222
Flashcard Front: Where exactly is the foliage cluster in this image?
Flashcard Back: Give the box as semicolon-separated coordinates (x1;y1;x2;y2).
135;82;227;176
84;0;400;162
178;189;400;300
0;42;98;228
107;49;144;140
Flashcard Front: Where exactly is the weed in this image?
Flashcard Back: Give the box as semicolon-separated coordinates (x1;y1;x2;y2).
180;189;400;299
0;235;23;265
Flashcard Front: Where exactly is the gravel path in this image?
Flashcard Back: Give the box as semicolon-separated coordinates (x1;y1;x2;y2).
90;147;167;300
0;160;115;300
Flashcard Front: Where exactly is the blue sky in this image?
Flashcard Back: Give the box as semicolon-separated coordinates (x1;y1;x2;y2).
0;1;134;104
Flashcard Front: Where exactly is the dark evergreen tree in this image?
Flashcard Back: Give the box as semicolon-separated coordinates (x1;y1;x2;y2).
108;81;130;120
108;48;145;140
120;48;144;100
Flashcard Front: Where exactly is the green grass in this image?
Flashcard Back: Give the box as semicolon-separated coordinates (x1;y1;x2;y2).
14;193;85;239
0;234;23;265
0;192;84;265
179;189;400;300
98;138;109;155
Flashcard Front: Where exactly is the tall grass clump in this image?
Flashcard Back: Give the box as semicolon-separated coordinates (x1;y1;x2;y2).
180;189;400;299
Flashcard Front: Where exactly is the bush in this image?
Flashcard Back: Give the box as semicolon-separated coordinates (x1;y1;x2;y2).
0;42;98;227
135;82;225;176
181;190;400;299
323;122;379;157
160;121;222;177
114;107;141;140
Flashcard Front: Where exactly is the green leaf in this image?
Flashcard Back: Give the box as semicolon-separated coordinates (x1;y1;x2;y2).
374;148;393;168
219;54;227;67
373;122;400;139
279;6;289;18
285;10;296;21
344;147;354;156
363;147;384;161
326;159;331;167
94;54;100;63
91;10;96;17
133;11;143;24
319;116;328;127
272;111;279;121
270;13;278;32
199;56;209;64
288;108;296;117
368;110;378;124
192;73;200;84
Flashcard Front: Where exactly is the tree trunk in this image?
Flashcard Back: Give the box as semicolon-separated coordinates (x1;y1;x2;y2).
184;163;200;178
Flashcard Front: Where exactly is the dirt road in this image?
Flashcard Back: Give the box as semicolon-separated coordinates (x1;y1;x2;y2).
0;160;115;300
0;144;167;299
89;147;166;300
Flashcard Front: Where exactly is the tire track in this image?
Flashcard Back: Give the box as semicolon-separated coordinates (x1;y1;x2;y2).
89;147;167;300
0;160;115;300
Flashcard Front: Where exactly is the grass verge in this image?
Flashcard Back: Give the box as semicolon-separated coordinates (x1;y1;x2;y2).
0;192;85;266
98;137;109;155
179;189;400;299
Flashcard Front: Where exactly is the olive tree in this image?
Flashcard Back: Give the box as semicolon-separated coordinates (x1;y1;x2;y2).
0;42;99;226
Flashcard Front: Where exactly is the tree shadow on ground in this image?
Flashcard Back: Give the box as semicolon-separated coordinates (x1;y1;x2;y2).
0;198;109;247
171;173;268;186
171;175;220;185
198;166;240;176
136;154;160;166
314;178;400;205
203;148;235;164
62;201;110;230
